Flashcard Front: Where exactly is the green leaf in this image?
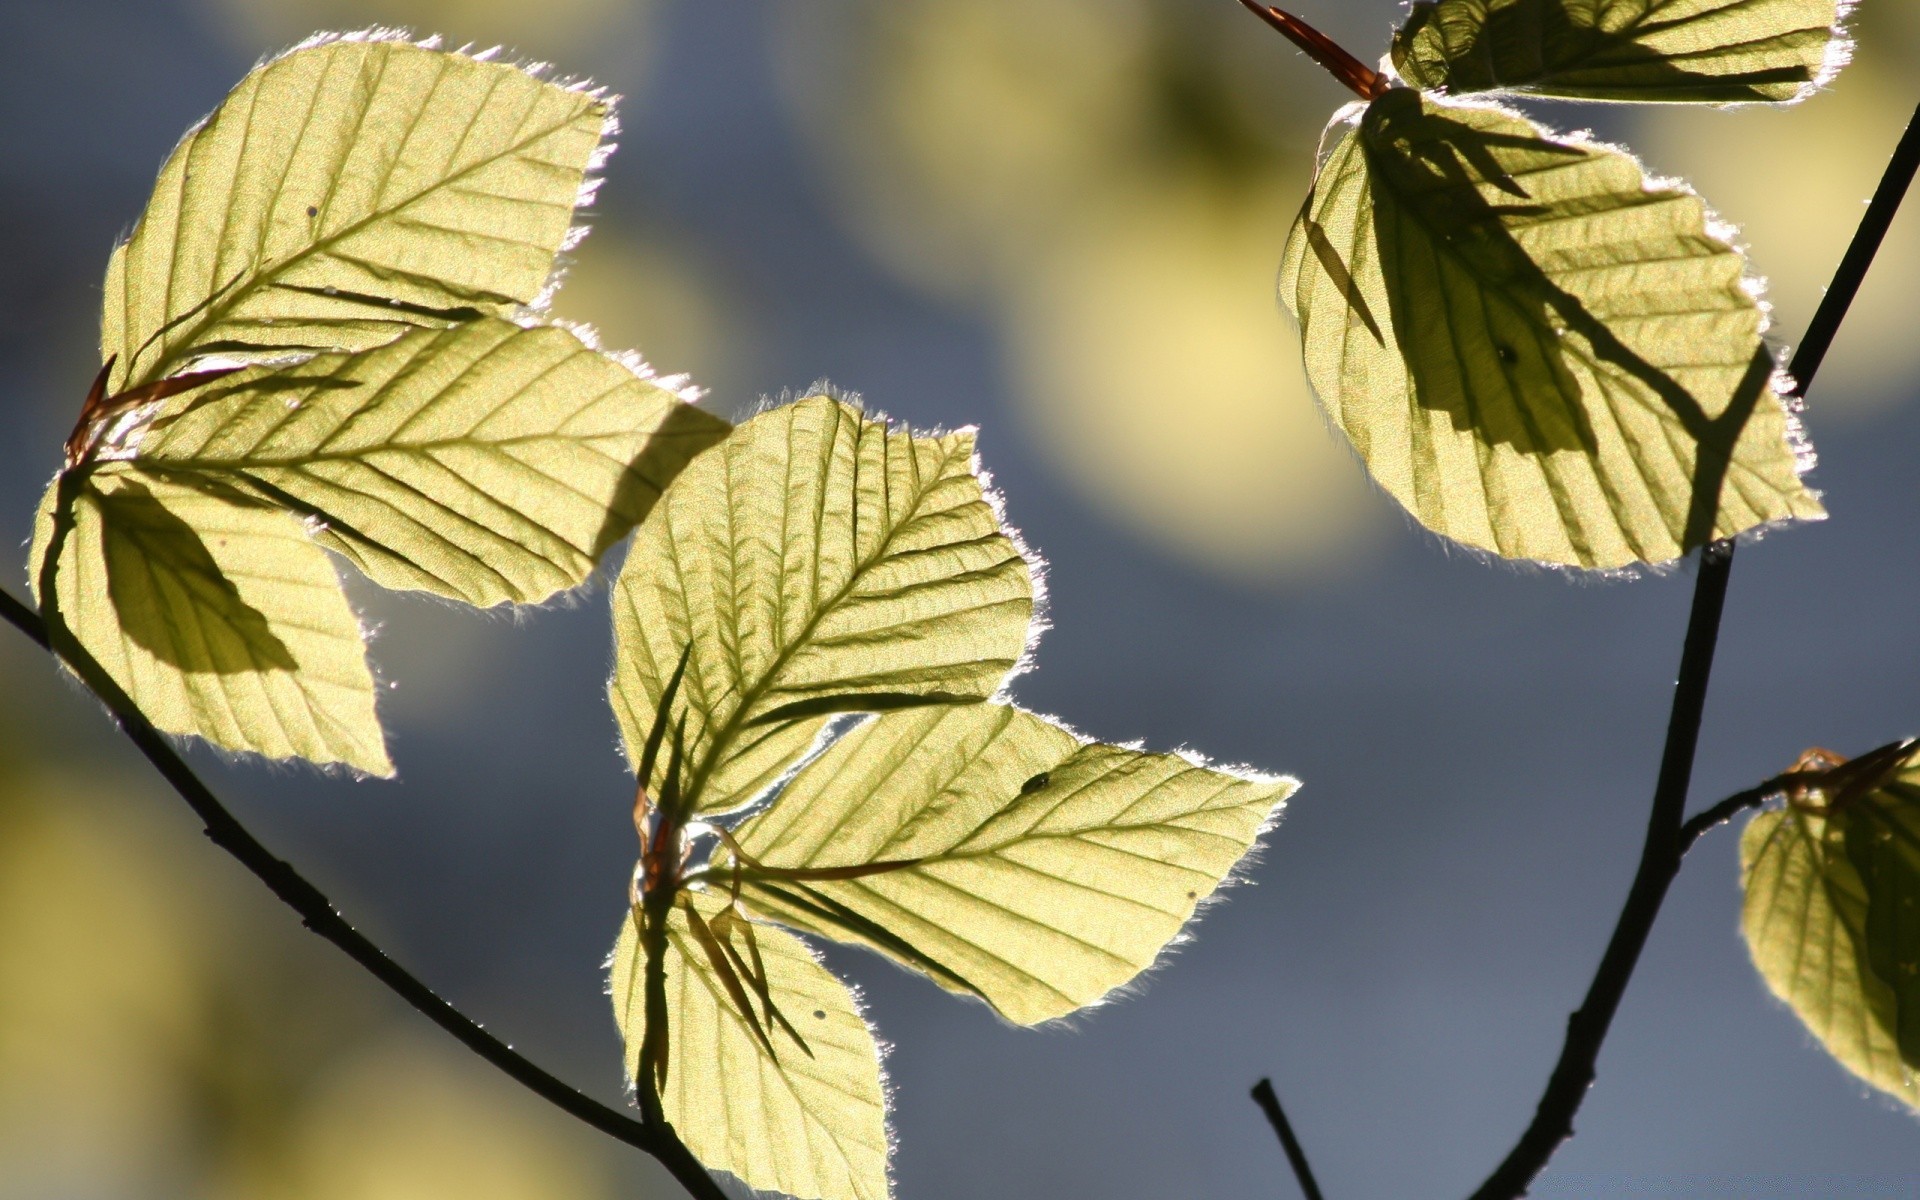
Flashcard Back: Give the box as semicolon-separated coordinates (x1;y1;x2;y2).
130;318;728;608
1281;90;1821;569
101;35;610;395
609;395;1035;815
29;468;389;775
1843;762;1920;1068
1392;0;1850;104
1741;754;1920;1109
723;703;1295;1025
609;894;890;1200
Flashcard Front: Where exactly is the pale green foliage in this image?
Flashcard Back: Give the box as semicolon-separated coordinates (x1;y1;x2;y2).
727;703;1297;1025
1741;755;1920;1109
609;896;889;1200
33;37;725;772
31;470;388;774
133;318;726;608
609;395;1034;815
1392;0;1850;104
1282;90;1821;569
607;400;1293;1198
101;34;609;393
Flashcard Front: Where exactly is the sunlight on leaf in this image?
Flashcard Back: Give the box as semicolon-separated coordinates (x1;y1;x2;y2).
101;35;610;394
1632;35;1920;414
609;395;1034;815
1741;749;1920;1109
724;703;1295;1025
1392;0;1850;104
30;469;389;775
1282;90;1821;569
610;895;889;1200
134;318;727;608
33;36;728;771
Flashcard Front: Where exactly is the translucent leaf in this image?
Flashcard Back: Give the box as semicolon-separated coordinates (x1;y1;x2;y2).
28;468;389;775
1741;754;1920;1109
609;893;890;1200
1392;0;1850;104
724;704;1295;1025
101;35;610;394
609;396;1034;814
1281;90;1821;569
1847;774;1920;1067
132;318;728;608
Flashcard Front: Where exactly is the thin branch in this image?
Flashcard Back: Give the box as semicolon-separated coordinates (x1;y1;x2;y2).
1467;95;1920;1200
0;586;728;1200
1677;780;1785;854
1252;1078;1329;1200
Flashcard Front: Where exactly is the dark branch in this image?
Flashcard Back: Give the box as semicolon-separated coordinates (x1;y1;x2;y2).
1252;1078;1328;1200
1678;780;1785;854
0;584;728;1200
1466;96;1920;1200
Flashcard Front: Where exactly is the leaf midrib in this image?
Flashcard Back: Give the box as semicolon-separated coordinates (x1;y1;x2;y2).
130;77;595;390
681;432;967;812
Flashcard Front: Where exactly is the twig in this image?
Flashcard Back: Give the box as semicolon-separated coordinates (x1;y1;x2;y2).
1252;1078;1328;1200
0;585;728;1200
1467;95;1920;1200
1677;780;1785;854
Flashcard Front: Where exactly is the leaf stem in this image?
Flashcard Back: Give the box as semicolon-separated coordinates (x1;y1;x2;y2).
1234;2;1391;101
0;583;728;1200
1676;779;1787;854
1466;95;1920;1200
1252;1078;1329;1200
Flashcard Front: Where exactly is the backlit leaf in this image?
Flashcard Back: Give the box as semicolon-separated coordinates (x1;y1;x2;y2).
1392;0;1850;104
1741;752;1920;1109
1845;768;1920;1067
132;318;728;608
102;35;610;394
724;704;1295;1025
609;395;1034;815
1281;90;1820;569
29;469;388;775
609;893;889;1200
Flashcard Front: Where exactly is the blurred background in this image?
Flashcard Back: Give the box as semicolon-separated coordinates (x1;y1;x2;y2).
2;1;1919;1197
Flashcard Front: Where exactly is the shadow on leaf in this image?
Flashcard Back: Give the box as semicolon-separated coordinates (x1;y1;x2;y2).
591;399;734;560
98;479;297;673
1395;0;1824;104
1360;89;1772;550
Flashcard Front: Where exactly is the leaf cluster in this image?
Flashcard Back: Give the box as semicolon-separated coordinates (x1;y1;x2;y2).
1282;0;1847;569
605;397;1294;1199
31;34;727;773
26;32;1300;1200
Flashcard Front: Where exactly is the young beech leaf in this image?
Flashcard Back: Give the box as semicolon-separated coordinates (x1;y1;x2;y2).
609;894;889;1200
29;468;389;775
1392;0;1850;105
1282;90;1821;569
102;35;611;395
1741;753;1920;1109
130;318;728;608
719;703;1295;1025
606;401;1295;1194
609;395;1034;816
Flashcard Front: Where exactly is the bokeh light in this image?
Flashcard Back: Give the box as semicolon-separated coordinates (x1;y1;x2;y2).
777;0;1387;582
199;0;649;62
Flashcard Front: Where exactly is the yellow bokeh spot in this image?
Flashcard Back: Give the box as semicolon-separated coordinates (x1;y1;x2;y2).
1006;180;1382;580
546;226;740;406
779;0;1377;580
199;0;646;61
285;1041;609;1200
